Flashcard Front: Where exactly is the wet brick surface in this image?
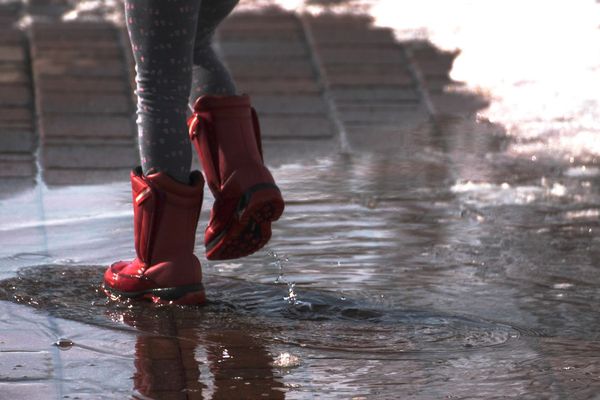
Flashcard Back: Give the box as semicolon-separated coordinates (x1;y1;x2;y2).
0;2;36;180
302;14;429;150
0;351;53;381
0;383;57;400
218;11;336;144
30;20;137;185
0;4;459;187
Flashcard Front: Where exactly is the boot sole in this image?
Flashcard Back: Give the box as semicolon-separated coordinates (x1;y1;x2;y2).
206;183;284;260
103;283;206;305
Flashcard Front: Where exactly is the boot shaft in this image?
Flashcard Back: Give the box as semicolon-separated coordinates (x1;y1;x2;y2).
189;95;265;192
130;167;204;265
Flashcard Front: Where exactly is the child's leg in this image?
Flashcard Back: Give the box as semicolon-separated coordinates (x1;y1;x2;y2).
125;0;201;183
189;0;239;105
185;0;284;260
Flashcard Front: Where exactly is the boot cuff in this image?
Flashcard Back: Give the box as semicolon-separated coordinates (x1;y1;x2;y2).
132;167;204;198
192;94;250;111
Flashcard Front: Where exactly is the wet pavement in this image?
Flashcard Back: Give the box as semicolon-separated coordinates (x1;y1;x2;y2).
1;0;600;399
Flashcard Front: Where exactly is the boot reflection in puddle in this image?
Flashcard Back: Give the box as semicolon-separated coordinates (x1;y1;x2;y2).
204;330;285;399
117;306;285;399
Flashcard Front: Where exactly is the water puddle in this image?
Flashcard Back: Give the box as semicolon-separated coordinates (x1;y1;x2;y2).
0;265;519;354
1;122;600;398
0;263;526;399
1;146;600;397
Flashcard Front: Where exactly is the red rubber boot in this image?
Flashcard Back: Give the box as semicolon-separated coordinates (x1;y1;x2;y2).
103;167;206;305
188;94;284;260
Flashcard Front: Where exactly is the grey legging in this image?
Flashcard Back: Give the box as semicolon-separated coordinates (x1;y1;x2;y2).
125;0;239;183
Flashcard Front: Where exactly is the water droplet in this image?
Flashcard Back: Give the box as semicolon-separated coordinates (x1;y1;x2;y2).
549;183;567;197
284;283;298;305
54;338;74;350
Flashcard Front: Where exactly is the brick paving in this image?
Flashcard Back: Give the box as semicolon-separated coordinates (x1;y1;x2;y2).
0;3;468;187
219;11;334;142
302;13;426;150
30;20;137;185
0;2;35;182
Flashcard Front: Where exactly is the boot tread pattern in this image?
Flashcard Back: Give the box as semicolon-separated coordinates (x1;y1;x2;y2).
207;187;284;260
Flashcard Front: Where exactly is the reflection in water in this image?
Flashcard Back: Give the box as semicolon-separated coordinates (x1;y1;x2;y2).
127;308;284;400
0;265;288;398
0;265;528;398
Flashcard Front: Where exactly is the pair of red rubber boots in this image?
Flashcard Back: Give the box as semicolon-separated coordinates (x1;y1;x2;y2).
103;95;284;305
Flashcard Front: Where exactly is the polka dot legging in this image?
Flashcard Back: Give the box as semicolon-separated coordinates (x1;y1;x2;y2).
125;0;239;183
